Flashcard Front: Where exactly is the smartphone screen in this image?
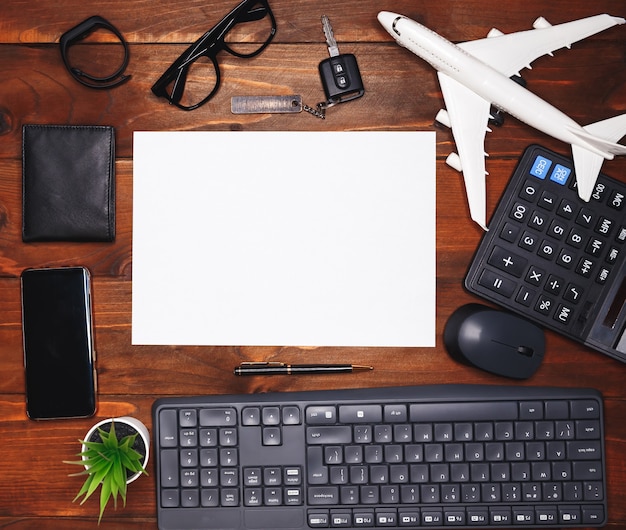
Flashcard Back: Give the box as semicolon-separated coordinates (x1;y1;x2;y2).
21;267;97;419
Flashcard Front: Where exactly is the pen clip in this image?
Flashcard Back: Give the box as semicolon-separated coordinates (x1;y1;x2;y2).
238;362;286;368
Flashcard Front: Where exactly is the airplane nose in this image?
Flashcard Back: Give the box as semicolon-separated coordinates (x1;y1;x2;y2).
377;11;403;35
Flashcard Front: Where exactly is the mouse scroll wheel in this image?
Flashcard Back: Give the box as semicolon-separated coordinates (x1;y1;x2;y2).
517;346;534;357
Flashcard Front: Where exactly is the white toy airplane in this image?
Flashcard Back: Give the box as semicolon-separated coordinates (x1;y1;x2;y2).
378;11;626;230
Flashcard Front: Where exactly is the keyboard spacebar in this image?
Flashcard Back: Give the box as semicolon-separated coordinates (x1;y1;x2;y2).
159;507;306;530
244;507;306;529
159;508;242;529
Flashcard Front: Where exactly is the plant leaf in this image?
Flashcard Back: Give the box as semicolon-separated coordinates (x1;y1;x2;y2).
98;476;112;524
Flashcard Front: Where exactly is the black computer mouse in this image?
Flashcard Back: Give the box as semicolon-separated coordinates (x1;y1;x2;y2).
443;303;545;379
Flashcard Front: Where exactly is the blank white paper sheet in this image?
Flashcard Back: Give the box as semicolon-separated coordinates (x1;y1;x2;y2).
132;131;436;347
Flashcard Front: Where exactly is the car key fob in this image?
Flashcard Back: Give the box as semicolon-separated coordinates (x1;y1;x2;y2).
319;16;365;106
319;54;364;104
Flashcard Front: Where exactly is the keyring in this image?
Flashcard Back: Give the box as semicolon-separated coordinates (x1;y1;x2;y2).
60;16;131;89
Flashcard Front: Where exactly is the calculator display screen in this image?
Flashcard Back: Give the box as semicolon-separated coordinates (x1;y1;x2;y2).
604;277;626;329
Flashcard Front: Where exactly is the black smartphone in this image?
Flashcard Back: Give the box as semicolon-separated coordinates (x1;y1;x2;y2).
21;267;97;419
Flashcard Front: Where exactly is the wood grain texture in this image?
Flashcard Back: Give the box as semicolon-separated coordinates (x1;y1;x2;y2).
0;0;625;527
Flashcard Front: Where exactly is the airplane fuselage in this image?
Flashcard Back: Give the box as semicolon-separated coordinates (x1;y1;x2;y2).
389;16;608;158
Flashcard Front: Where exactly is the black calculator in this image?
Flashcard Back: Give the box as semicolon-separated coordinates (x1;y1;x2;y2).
465;144;626;363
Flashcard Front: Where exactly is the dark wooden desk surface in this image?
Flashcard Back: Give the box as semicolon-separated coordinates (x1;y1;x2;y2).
1;0;625;527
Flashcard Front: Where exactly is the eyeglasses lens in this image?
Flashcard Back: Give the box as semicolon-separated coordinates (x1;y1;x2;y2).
167;1;274;109
223;2;275;56
164;57;220;110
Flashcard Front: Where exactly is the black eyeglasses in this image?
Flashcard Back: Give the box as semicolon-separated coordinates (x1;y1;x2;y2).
151;0;276;111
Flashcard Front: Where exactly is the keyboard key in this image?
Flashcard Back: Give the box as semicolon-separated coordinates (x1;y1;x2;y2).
307;405;337;424
242;407;260;425
339;405;382;423
308;511;330;527
179;409;197;427
160;449;179;488
283;406;301;424
307;426;352;444
262;407;281;425
308;486;339;505
159;409;178;447
199;408;237;426
567;440;602;459
571;399;601;418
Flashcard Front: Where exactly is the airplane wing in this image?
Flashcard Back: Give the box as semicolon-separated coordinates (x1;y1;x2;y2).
458;14;625;77
437;72;492;230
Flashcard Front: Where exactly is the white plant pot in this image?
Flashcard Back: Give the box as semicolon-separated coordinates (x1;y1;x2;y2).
82;416;150;484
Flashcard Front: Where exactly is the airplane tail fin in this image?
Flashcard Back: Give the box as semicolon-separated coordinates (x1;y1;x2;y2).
571;144;606;201
571;113;626;155
569;113;626;200
584;113;626;150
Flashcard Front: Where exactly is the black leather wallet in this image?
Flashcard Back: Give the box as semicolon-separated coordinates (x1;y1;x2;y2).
22;124;116;242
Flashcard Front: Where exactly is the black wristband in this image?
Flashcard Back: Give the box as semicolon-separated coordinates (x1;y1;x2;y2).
60;16;131;89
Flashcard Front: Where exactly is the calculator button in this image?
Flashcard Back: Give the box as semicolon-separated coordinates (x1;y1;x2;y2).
606;247;620;264
585;237;604;257
488;246;528;277
535;295;554;316
539;191;558;211
520;180;540;202
590;181;608;202
526;266;545;286
510;202;530;223
501;223;520;243
554;304;574;325
547;219;566;240
563;284;583;304
529;210;548;231
478;270;516;297
538;240;557;260
557;198;576;220
618;226;626;243
530;155;553;179
576;258;595;278
520;231;539;252
596;267;611;284
556;249;576;269
549;164;571;185
567;228;586;249
608;190;624;210
595;217;613;237
576;208;595;228
516;286;535;306
545;275;564;295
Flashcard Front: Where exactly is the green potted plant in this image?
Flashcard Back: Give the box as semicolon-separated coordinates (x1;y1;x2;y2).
65;416;150;523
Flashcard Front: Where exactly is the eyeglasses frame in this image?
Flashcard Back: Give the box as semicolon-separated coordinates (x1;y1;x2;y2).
151;0;276;111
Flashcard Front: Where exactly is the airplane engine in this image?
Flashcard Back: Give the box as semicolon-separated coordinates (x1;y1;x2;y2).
533;17;552;29
487;28;504;37
445;152;463;172
435;109;451;128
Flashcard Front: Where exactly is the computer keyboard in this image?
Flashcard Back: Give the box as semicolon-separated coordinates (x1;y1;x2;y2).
153;384;606;529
